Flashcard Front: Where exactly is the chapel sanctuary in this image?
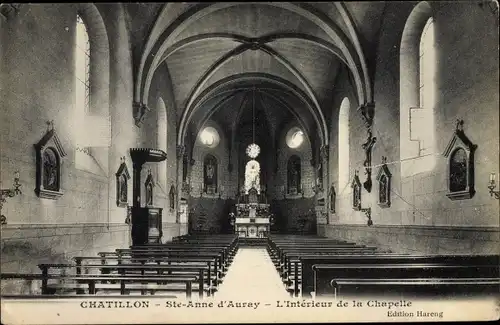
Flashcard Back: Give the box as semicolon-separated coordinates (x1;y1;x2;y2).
0;2;499;303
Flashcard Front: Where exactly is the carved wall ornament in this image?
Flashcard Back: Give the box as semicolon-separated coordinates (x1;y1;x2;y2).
443;120;477;200
351;170;362;211
133;101;151;127
361;129;377;192
376;156;392;208
358;102;375;128
34;121;66;200
144;169;155;206
329;184;336;213
115;157;131;207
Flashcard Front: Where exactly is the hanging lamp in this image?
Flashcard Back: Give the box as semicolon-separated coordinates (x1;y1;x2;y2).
246;86;260;159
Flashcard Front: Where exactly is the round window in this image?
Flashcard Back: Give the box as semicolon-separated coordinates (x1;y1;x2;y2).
286;127;304;149
199;127;220;148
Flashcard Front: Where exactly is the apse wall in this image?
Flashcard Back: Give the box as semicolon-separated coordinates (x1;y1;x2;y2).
270;121;317;233
321;1;499;255
0;4;163;280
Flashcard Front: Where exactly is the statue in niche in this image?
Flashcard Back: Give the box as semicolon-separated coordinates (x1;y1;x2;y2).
379;175;388;203
204;154;218;194
42;148;59;191
376;156;392;208
119;174;128;203
351;170;362;211
287;155;301;195
169;185;176;210
316;162;323;191
115;157;130;207
145;169;154;206
329;185;336;213
449;148;467;192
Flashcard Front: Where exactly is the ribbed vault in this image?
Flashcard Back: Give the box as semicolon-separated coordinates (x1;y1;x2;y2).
128;2;387;149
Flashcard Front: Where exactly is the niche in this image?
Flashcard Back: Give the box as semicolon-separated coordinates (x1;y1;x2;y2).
329;184;336;213
115;157;130;207
351;170;362;211
376;156;392;208
443;120;477;200
144;169;155;206
34;122;66;199
169;185;176;211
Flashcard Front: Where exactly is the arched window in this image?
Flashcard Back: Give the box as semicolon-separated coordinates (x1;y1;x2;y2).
74;6;110;174
203;154;218;195
157;97;167;190
338;97;350;190
287;155;301;195
75;14;91;159
400;2;436;176
244;160;261;194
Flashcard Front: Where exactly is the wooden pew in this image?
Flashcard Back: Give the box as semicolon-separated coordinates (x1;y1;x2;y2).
38;263;211;298
303;254;500;298
73;255;220;291
120;246;232;271
108;249;227;279
329;277;500;298
1;273;197;298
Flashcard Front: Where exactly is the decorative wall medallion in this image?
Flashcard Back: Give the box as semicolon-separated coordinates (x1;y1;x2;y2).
144;169;155;206
376;156;392;208
351;170;362;211
115;156;130;207
329;184;336;213
34;121;66;200
443;120;477;200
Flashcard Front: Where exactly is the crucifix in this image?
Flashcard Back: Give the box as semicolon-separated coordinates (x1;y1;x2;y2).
362;129;377;192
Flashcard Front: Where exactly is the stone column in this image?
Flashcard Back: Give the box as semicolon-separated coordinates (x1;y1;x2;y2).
320;144;329;224
175;144;185;223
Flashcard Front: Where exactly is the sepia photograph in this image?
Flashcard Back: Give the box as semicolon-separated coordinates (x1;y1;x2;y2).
0;1;499;324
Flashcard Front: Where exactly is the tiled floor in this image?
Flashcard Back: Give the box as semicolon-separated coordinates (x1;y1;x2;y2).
215;247;289;299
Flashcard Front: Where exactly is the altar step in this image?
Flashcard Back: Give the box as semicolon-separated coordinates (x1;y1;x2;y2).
237;237;267;246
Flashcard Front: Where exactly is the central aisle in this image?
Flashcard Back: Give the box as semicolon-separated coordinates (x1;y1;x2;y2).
215;247;290;299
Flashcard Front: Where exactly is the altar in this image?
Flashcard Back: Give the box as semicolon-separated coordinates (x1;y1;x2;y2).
231;187;271;238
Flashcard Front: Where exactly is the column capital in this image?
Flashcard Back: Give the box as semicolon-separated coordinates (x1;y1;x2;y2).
133;101;151;127
358;102;375;129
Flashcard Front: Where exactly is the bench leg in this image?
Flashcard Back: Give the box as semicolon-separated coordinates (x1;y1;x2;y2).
186;282;192;299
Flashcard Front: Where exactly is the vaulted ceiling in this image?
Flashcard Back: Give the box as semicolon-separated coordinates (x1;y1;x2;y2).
126;2;387;151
